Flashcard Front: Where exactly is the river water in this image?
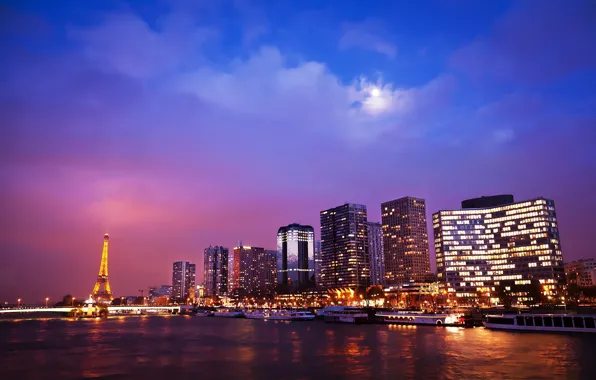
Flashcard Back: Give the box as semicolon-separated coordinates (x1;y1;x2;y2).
1;315;595;379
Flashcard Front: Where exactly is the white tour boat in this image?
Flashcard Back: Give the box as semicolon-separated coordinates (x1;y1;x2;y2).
245;309;315;321
484;314;596;333
212;308;244;318
323;307;369;324
376;310;464;326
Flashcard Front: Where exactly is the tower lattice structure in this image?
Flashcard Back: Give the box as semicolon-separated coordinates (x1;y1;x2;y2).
92;233;114;301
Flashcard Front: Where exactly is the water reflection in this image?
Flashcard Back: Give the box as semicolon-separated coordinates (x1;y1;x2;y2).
0;317;595;380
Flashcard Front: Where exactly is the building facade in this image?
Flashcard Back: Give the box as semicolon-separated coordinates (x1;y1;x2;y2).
381;197;431;284
277;224;315;290
148;285;172;303
368;221;385;285
433;196;565;304
232;246;277;296
203;245;229;297
172;261;196;300
314;240;322;287
319;203;369;289
565;259;596;287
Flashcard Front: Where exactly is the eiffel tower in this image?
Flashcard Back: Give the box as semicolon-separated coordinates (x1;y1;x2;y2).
91;233;114;301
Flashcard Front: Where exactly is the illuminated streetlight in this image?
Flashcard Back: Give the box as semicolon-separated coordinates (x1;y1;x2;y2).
72;297;76;307
17;298;21;307
45;297;49;308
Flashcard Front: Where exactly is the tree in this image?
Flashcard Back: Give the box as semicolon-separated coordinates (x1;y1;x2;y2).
364;286;384;306
496;285;512;309
527;280;544;306
275;282;293;295
55;294;82;307
567;283;582;304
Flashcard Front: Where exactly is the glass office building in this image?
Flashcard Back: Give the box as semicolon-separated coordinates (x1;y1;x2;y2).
433;196;565;304
277;224;315;290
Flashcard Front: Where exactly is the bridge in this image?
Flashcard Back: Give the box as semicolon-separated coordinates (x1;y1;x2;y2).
0;305;189;315
0;307;77;314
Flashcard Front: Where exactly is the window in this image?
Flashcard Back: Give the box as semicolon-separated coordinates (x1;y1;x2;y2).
487;317;514;325
525;316;534;326
516;316;525;326
585;317;595;329
563;317;573;328
573;317;584;328
553;317;563;327
543;317;553;327
534;317;543;327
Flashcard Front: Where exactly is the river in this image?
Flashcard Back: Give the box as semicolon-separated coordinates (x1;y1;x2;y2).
1;316;595;379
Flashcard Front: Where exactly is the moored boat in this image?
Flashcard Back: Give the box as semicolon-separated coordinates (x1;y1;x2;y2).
245;309;315;321
316;306;350;318
195;309;214;317
212;308;244;318
323;307;369;324
484;314;596;333
376;310;464;326
244;310;266;319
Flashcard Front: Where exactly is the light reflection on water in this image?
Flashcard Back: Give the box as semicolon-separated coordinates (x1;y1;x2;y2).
1;317;595;380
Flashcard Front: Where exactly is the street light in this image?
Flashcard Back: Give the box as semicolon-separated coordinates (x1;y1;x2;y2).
17;298;21;307
45;297;49;308
72;297;76;307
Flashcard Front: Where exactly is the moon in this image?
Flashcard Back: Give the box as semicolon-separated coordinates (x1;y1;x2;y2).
370;88;381;97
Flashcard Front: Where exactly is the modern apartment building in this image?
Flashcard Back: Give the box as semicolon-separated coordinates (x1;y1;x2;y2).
367;221;385;285
433;195;565;304
319;203;369;289
314;240;322;287
203;245;229;297
565;259;596;287
172;261;196;300
230;246;277;296
381;196;431;284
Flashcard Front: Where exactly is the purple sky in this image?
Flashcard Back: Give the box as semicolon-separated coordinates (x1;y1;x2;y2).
1;0;596;303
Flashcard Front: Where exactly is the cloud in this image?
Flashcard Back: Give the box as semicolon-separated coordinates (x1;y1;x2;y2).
69;12;217;78
339;19;397;58
176;46;454;143
233;0;269;43
2;5;595;301
492;129;514;143
451;0;596;84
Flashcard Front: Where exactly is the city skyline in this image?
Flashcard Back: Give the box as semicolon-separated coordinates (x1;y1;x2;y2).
0;193;590;302
2;0;596;302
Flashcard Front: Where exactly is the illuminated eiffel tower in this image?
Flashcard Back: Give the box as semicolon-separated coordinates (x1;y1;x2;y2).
91;233;114;301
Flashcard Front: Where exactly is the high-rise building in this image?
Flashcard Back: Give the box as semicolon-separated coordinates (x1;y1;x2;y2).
203;245;229;297
172;261;196;300
277;224;315;290
381;196;431;284
433;196;565;304
319;203;369;289
368;221;385;285
231;246;277;296
565;259;596;287
228;248;240;294
314;240;322;287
